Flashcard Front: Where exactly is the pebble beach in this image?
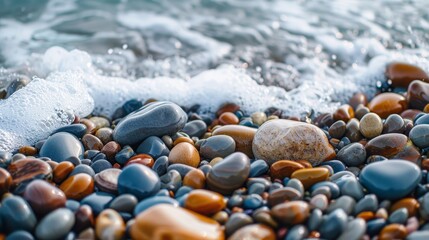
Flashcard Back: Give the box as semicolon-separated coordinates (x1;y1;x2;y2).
2;1;429;240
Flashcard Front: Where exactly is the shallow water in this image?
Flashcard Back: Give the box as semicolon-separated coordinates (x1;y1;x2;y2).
0;0;429;151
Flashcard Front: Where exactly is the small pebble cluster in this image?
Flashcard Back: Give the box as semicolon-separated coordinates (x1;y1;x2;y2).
1;62;429;240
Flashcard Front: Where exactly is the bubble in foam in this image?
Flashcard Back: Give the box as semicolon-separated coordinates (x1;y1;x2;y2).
0;71;93;152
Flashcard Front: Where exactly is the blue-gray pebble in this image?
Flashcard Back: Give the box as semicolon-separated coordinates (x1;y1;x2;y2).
0;196;37;232
35;208;74;240
136;136;170;159
39;132;84;162
118;164;160;199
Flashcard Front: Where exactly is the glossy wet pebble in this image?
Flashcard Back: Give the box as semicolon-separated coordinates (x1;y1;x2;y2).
52;123;87;138
360;113;383;138
207;152;250;195
95;209;125;240
228;224;276;240
359;160;421;200
319;209;347;240
368;93;407;119
386;62;429;88
184;189;225;215
39;132;84;162
182;120;207;138
35;208;75;240
200;135;236;159
253;120;336;166
269;160;304;180
131;204;223;240
94;168;121;194
410;124;429;148
290;168;330;189
7;158;52;189
212;125;256;158
168;142;200;168
271;201;310;225
336;142;366;167
0;196;37;232
22;180;66;217
59;173;94;200
113;101;187;146
134;196;179;215
0;167;12;195
118;164;160;199
136;136;169;159
408;80;429;110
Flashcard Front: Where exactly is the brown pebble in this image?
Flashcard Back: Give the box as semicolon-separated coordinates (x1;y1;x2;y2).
328;120;346;139
333;104;355;122
101;141;121;161
82;134;104;151
356;211;375;221
95;127;113;145
183;169;206;189
7;158;52;189
59;173;94;200
168;142;200;168
184;189;225;216
401;109;422;120
74;205;94;233
96;209;125;240
212;125;257;158
228;224;276;240
173;136;194;146
125;154;154;168
386;62;428;88
407;80;429;110
271;201;310;225
22;179;66;217
345;118;363;142
80;119;96;134
269;160;304;180
0;168;12;196
378;223;407;240
18;146;38;156
359;113;383;139
390;198;419;217
290;168;329;189
368;93;407;119
216;103;240;117
53;161;74;184
349;92;368;110
219;112;239;125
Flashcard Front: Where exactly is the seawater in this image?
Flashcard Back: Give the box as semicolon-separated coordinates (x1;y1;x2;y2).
0;0;429;151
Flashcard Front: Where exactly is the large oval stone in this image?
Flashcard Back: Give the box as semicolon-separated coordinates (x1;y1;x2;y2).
407;80;429;110
212;125;256;158
359;160;421;200
367;93;407;119
35;208;75;240
22;179;66;217
207;152;250;195
39;132;84;162
130;204;223;240
113;101;187;146
118;164;160;200
386;62;429;88
252;120;336;166
365;133;420;162
271;200;310;225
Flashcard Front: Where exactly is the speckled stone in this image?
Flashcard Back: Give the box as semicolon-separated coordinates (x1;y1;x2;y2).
131;204;223;240
360;113;383;138
113;101;187;146
359;160;421;200
410;124;429;148
118;164;160;199
39;132;84;162
200;135;236;159
253;120;336;166
35;208;75;240
7;158;52;190
207;152;250;195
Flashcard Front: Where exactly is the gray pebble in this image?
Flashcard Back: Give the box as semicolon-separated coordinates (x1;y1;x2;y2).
327;195;356;215
337;142;366;167
388;207;408;224
308;208;323;231
337;218;366;240
225;212;253;236
286;178;304;196
286;224;308;240
35;208;75;240
109;194;138;213
319;209;348;240
354;194;378;215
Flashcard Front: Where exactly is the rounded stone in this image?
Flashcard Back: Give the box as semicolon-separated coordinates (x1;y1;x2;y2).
319;209;348;240
388;208;408;224
219;112;239;125
168;142;200;168
73;205;94;233
349;92;368;109
336;142;366;167
113;101;188;146
359;160;421;200
271;201;310;225
345;118;363;142
183;169;206;189
0;167;12;195
136;136;170;159
94;168;121;194
52;124;87;139
134;196;179;215
253;120;336;166
410;124;429;148
407;80;429;110
378;223;407;240
118;164;160;200
4;230;34;240
95;127;114;145
35;208;75;240
291;168;330;189
269;160;304;180
39;132;84;162
182;120;207;138
91;159;112;174
53;161;74;184
22;180;66;217
386;62;429;88
95;209;125;240
329;120;346;139
109;194;138;213
360;113;383;138
337;218;366;240
200;135;236;159
100;141;121;161
7;158;52;190
130;204;223;240
228;224;275;240
333;104;355;122
225;213;253;236
82;134;104;151
391;198;420;217
184;189;225;215
212;125;257;158
206;152;250;195
267;187;302;207
367;93;407;119
383;114;405;134
365;133;409;158
59;173;94;201
125;154;154;168
0;196;37;232
81;192;114;215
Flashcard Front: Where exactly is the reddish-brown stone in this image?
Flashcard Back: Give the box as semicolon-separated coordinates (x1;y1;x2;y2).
59;173;94;200
269;160;305;180
378;224;407;240
53;161;74;184
22;179;66;217
184;189;225;216
271;201;310;225
219;112;239;125
349;92;368;110
386;62;428;88
290;168;330;189
0;168;12;196
333;104;355;122
125;154;154;168
407;80;429;110
7;158;52;189
368;93;407;119
74;205;94;234
183;169;206;189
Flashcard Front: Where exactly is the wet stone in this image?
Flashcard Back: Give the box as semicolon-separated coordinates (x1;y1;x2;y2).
100;141;121;161
269;160;304;180
131;204;223;240
136;136;170;159
81;192;115;215
333;104;355;122
94;168;121;194
383;114;405;134
0;195;37;232
73;205;94;234
35;208;75;240
95;127;114;145
207;152;250;195
59;173;94;201
125;154;154;168
319;209;348;240
327;195;355;215
0;167;12;195
183;168;206;189
410;124;429;148
355;194;378;215
360;113;383;138
225;212;253;236
22;179;66;217
378;223;407;240
345;118;363;142
388;208;408;224
160;170;182;192
310;194;329;211
320;160;346;173
337;218;366;240
308;208;323;231
291;168;329;189
70;164;95;177
184;189;225;215
39;132;84;162
359;160;421;200
200;135;236;159
408;80;429;110
182;120;207;138
168;142;200;168
228;224;275;240
337;142;366;167
212;125;256;159
253;120;336;166
114;145;135;165
391;198;420;217
5;230;34;240
118;164;160;199
134;196;179;215
219;112;239;125
311;181;340;199
349;92;368;109
285;224;308;240
113;101;188;146
7;158;52;190
249;159;269;177
95;209;125;240
271;201;310;225
386;62;429;88
109;194;138;213
328;120;346;139
368;93;408;119
52;123;87;138
267;187;302;207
